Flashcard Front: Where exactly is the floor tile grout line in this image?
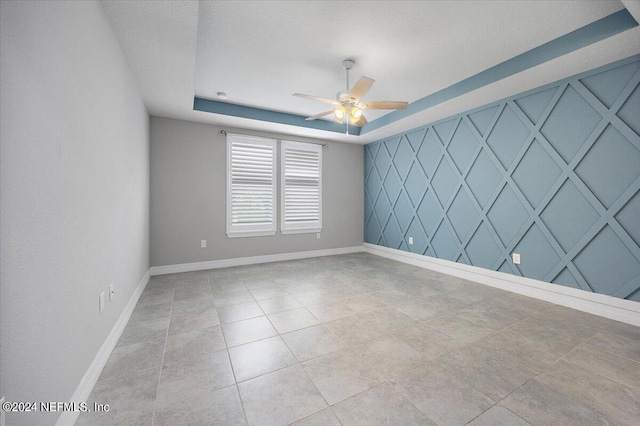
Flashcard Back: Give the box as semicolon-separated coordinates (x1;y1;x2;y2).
467;324;621;422
280;324;348;364
581;340;640;365
545;333;640;391
212;275;252;426
228;326;419;388
328;405;346;426
335;378;439;426
463;373;537;426
286;405;344;426
602;324;640;342
233;383;251;426
422;301;603;401
298;359;333;412
494;404;533;425
414;354;499;408
462;402;499;425
406;318;542;407
590;328;640;346
150;286;175;426
332;274;497;417
224;324;297;384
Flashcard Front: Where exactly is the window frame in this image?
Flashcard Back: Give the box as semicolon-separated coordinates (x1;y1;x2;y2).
226;133;278;238
280;140;323;235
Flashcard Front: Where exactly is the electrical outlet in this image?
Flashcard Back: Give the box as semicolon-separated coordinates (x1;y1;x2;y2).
201;240;207;248
109;284;115;302
408;237;414;245
316;233;321;239
99;292;105;312
512;253;521;264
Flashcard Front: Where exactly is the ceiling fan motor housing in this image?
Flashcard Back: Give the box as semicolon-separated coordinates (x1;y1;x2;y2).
337;89;357;106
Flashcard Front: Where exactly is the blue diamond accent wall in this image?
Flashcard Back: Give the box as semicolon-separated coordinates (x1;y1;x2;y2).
364;56;640;301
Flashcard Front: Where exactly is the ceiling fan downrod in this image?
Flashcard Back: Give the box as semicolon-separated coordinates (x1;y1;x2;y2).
343;59;354;91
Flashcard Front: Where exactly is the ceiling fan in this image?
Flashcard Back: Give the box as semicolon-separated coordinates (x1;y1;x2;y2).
293;59;408;132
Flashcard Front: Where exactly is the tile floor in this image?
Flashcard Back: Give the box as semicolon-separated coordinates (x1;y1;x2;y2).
77;253;640;425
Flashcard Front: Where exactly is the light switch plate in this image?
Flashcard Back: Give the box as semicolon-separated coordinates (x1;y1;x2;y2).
512;253;521;264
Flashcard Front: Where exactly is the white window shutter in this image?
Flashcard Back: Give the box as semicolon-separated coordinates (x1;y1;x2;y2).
227;134;277;237
281;141;322;234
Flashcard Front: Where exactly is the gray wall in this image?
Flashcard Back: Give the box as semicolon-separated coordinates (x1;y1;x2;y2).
150;116;363;266
0;1;150;424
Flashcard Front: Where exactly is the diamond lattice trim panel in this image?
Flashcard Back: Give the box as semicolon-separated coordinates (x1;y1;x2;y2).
448;188;479;242
486;105;530;170
466;148;502;209
417;129;443;178
468;106;499;137
364;56;640;301
466;222;502;269
540;179;600;253
575;124;640;209
447;120;479;173
488;183;529;247
540;84;602;164
512;140;562;209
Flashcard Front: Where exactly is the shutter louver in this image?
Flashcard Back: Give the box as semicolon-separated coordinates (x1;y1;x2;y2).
227;134;277;237
281;141;322;233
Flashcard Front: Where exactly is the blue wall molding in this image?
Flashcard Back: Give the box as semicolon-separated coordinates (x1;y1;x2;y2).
364;55;640;301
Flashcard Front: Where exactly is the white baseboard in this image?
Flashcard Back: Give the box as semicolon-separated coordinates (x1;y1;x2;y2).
364;243;640;327
56;269;151;426
150;246;365;276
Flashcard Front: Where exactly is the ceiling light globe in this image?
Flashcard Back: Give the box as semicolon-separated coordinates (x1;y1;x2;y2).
334;107;345;121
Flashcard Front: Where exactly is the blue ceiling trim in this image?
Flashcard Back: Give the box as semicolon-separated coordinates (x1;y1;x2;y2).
367;53;640;148
193;97;361;135
360;8;638;135
193;9;636;137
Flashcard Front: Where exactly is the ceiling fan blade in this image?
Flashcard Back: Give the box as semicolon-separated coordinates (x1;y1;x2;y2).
353;115;368;126
293;93;339;105
305;110;335;121
348;76;375;102
358;101;408;110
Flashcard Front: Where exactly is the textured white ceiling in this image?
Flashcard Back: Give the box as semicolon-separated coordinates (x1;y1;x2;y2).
101;0;199;120
101;0;640;144
194;0;621;119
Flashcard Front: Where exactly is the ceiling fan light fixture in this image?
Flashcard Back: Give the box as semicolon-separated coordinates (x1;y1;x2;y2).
350;106;363;123
295;59;407;131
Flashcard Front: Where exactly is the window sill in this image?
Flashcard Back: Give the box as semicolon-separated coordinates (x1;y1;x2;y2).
227;231;276;238
281;228;322;235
